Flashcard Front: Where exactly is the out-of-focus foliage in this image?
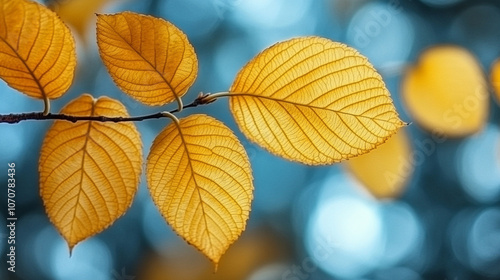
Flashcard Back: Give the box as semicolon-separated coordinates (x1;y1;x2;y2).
490;58;500;103
346;129;413;198
402;46;488;137
50;0;114;39
136;228;289;280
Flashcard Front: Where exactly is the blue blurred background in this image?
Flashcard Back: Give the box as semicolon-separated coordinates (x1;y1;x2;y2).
1;0;500;279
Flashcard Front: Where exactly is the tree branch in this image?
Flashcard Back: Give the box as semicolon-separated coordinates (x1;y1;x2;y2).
0;93;217;124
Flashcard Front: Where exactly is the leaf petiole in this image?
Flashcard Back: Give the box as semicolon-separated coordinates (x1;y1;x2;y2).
207;91;230;99
161;111;180;125
43;95;50;116
175;96;184;113
200;92;230;103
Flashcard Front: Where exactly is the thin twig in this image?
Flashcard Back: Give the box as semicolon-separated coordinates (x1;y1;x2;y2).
0;93;217;124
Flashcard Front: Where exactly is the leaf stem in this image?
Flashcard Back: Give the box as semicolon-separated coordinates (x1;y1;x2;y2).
161;111;179;125
43;96;50;116
175;96;184;113
205;91;231;101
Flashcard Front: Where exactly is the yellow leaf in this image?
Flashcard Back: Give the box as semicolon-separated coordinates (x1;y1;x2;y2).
0;0;76;100
490;58;500;103
229;36;405;165
97;12;198;107
39;94;143;250
345;129;413;199
402;45;488;137
146;114;253;266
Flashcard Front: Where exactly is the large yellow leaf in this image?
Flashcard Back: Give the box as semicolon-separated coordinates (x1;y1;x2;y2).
97;12;198;106
402;45;488;137
229;36;405;165
39;94;143;250
0;0;76;100
146;114;253;266
345;129;413;199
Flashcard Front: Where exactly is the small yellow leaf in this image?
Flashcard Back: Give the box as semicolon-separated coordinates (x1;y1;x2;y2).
345;129;413;199
0;0;76;99
229;36;405;165
146;114;253;266
39;94;143;250
490;58;500;103
402;45;488;137
97;12;198;106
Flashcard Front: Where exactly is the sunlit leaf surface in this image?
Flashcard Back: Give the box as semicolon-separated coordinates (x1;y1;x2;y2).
97;12;198;106
39;94;143;250
147;114;253;266
229;36;405;165
0;0;76;100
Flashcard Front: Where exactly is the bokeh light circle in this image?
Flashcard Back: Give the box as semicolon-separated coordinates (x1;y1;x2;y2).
346;2;414;68
305;173;384;278
457;124;500;203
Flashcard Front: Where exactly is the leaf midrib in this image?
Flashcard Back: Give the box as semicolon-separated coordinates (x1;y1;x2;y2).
69;103;95;246
0;32;47;101
229;92;402;124
173;121;215;259
100;16;177;99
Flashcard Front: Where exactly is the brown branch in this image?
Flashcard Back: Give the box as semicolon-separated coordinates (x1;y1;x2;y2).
0;93;217;124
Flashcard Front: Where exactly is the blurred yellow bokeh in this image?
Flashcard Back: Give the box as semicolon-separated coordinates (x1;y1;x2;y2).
402;45;488;137
345;129;413;199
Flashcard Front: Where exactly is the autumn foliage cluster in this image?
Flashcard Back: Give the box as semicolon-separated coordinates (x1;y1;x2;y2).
0;0;407;266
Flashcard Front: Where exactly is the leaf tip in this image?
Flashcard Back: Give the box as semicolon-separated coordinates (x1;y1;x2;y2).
95;12;112;23
67;241;76;257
